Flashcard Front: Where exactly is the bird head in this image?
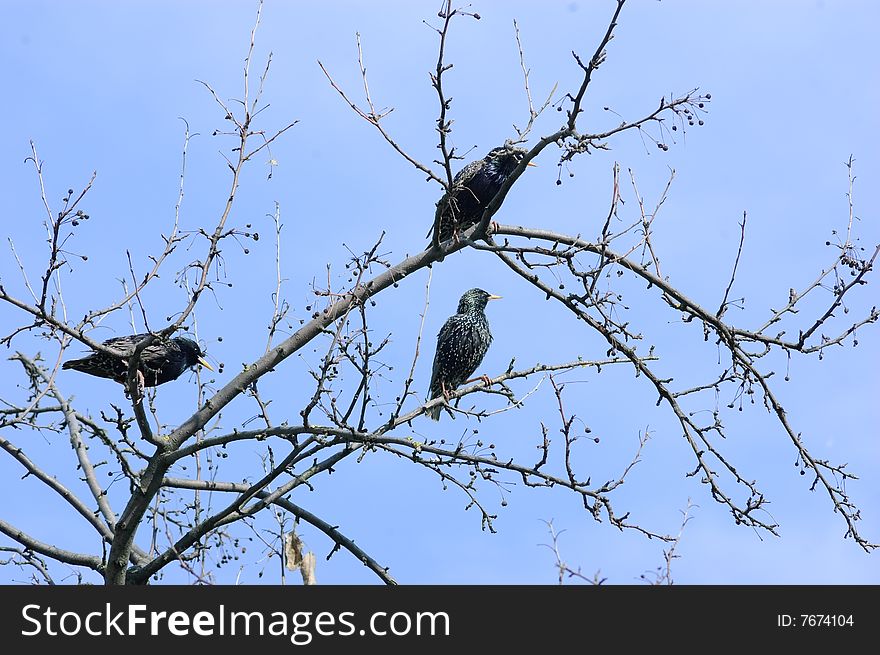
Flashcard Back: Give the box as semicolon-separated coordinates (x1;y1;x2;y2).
484;146;535;178
458;288;502;314
177;337;214;372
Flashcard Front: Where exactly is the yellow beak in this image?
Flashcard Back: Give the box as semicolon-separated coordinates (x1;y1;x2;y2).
488;295;503;301
197;357;215;372
526;162;537;167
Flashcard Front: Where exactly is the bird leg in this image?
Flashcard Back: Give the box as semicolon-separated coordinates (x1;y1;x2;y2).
448;223;463;246
124;370;146;403
465;374;493;387
456;219;497;242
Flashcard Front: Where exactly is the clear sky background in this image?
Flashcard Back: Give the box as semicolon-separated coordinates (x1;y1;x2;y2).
1;0;878;584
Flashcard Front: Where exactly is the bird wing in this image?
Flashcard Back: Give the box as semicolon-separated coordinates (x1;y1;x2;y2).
426;160;481;240
428;315;459;398
103;333;161;359
103;334;174;369
427;191;450;239
102;334;151;357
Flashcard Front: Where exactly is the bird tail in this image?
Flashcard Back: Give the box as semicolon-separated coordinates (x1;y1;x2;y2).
62;359;84;371
427;385;442;421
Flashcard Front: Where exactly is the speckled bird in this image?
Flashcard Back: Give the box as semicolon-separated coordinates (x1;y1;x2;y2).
427;288;501;420
430;145;533;244
62;334;213;389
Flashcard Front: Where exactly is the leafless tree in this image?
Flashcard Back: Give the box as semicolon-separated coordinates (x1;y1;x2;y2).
0;0;876;585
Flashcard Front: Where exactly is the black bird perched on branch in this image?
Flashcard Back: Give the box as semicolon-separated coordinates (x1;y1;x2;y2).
429;145;535;244
62;334;213;390
427;288;501;420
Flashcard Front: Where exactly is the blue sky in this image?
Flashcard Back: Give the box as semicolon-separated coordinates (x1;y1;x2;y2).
0;1;878;584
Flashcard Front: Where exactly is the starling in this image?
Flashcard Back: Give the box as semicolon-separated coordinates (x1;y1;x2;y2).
62;333;213;390
427;288;501;420
429;145;534;244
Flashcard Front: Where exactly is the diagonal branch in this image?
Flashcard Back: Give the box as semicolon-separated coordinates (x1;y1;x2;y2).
0;519;104;572
163;477;397;585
